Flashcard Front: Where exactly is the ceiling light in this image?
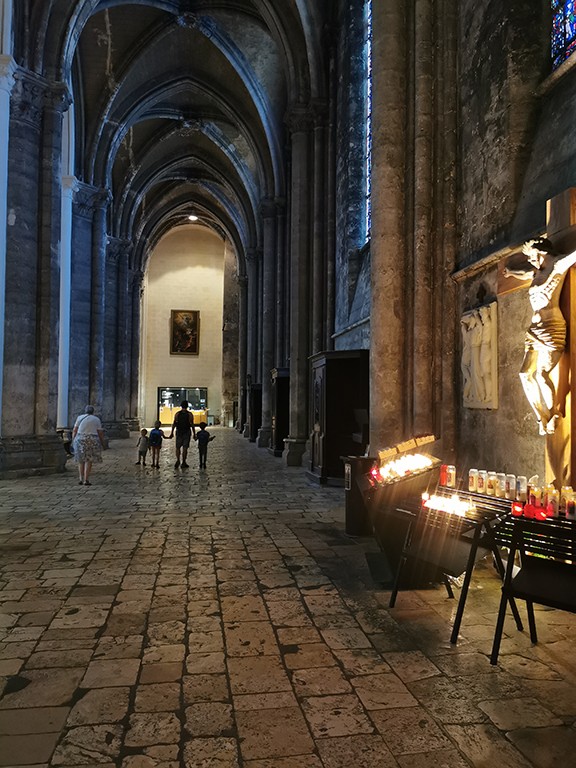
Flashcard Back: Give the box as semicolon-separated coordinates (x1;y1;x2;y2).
188;214;198;221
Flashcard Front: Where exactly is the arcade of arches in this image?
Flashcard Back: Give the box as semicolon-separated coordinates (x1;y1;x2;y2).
0;0;573;488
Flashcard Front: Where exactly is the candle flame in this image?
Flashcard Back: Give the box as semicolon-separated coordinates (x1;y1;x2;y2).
421;493;475;517
378;453;433;482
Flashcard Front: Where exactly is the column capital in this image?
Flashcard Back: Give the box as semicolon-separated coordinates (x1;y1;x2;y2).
0;55;17;96
45;81;72;113
74;183;111;218
285;105;314;135
11;70;49;128
245;247;262;264
62;175;79;198
107;236;133;264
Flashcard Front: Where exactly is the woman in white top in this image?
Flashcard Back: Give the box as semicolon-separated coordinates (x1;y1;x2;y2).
72;405;105;486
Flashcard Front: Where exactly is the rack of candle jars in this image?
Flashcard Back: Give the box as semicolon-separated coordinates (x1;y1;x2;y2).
367;434;440;490
464;468;528;501
421;492;477;519
509;483;576;521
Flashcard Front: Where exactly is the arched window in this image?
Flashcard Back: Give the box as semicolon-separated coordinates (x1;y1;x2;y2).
364;0;372;242
552;0;576;69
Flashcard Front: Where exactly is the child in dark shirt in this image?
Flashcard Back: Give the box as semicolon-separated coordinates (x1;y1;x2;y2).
194;422;215;469
148;420;171;468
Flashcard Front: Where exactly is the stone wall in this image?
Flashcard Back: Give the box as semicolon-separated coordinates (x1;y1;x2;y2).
458;0;548;263
456;2;572;480
457;266;545;481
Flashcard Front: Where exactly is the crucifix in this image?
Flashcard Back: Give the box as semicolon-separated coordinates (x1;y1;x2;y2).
499;188;576;487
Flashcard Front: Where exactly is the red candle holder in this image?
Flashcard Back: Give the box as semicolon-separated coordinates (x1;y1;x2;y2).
511;501;524;517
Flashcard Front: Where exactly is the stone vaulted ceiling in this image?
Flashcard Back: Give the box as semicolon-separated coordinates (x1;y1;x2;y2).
17;0;329;270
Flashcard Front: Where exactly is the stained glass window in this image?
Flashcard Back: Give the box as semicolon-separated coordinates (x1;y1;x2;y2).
552;0;576;69
364;0;372;242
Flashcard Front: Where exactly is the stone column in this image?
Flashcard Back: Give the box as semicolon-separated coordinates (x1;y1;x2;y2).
102;242;120;423
69;182;100;420
283;106;313;466
1;71;67;475
89;190;110;411
274;200;287;367
311;104;327;356
128;269;144;430
115;240;132;430
57;174;78;429
244;248;261;438
236;274;248;431
34;83;71;438
257;199;277;448
370;0;408;451
101;238;130;437
412;0;434;435
4;71;46;440
0;55;16;436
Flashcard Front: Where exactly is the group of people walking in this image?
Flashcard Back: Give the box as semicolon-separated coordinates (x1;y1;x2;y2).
72;399;215;485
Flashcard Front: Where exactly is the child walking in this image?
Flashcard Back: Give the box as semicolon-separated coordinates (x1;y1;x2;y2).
136;428;149;465
195;422;215;469
148;420;171;468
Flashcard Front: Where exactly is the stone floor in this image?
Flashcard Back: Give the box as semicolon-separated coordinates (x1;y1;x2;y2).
1;428;576;768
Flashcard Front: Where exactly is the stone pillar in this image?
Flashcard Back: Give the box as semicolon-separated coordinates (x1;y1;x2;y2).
244;248;261;438
0;55;16;436
257;200;277;448
0;71;68;476
89;190;110;411
115;240;132;429
283;106;313;466
275;200;287;367
370;0;408;451
68;182;99;420
236;274;248;431
101;237;131;438
128;269;144;430
102;242;119;423
35;83;71;436
57;175;78;429
325;46;337;352
412;0;434;435
312;104;327;356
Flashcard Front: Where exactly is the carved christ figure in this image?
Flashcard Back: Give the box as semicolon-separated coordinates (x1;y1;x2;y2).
504;238;576;435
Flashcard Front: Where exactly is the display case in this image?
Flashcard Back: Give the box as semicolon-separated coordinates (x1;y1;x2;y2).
158;387;207;425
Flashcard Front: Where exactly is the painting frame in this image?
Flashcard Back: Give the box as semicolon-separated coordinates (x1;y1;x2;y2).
170;310;200;355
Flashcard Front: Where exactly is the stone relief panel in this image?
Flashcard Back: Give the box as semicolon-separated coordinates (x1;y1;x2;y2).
461;301;498;409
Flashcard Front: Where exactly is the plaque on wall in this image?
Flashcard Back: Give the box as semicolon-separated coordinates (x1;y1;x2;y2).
460;302;498;409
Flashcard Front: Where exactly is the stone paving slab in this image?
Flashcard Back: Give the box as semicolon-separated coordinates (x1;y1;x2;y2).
1;428;576;766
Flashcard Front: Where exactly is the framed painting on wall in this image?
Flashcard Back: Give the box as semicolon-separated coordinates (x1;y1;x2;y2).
170;310;200;355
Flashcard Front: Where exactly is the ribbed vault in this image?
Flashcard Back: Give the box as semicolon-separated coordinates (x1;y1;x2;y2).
15;0;329;273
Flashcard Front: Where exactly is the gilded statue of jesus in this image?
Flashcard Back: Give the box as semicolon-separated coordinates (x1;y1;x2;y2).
504;238;576;435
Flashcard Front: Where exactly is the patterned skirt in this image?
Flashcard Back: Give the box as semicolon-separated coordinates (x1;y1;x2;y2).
73;434;103;463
